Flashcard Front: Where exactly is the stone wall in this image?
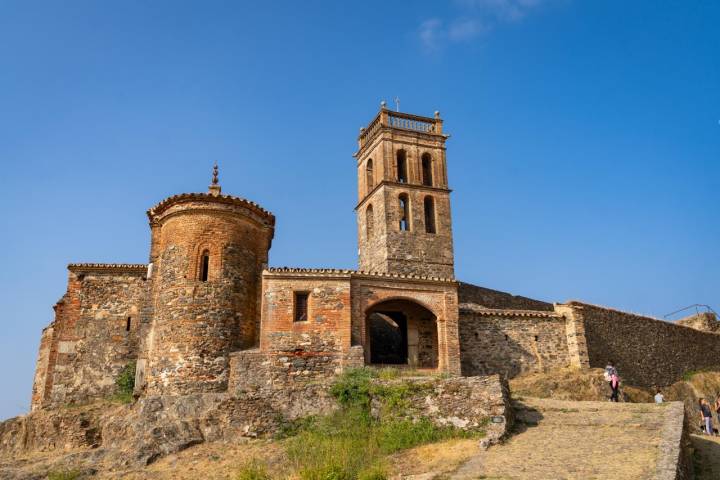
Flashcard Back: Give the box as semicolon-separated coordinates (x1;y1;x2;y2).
676;312;720;333
370;374;513;445
458;281;553;311
143;194;274;396
33;265;147;409
459;305;572;378
563;302;720;387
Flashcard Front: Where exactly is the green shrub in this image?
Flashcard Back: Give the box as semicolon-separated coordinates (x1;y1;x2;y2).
236;460;271;480
47;470;82;480
116;361;136;395
376;367;400;380
376;418;477;454
329;368;376;409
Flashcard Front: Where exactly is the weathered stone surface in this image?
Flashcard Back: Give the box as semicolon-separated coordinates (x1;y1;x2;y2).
562;302;720;387
459;305;571;378
370;375;513;444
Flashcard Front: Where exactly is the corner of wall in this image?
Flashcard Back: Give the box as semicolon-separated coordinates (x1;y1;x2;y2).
554;303;590;369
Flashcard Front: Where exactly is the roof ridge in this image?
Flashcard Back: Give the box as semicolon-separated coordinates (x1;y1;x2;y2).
265;266;455;282
147;192;275;223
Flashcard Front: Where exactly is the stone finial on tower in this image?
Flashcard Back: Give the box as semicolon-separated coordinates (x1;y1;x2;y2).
209;162;221;196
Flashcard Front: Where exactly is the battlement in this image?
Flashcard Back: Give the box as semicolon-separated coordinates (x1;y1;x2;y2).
357;107;445;154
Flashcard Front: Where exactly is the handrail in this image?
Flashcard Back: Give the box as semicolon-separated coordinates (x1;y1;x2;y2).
663;304;718;320
358;107;443;150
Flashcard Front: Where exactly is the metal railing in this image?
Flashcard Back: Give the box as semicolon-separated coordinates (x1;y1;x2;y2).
663;304;718;320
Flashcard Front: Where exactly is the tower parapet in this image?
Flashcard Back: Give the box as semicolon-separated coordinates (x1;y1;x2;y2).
140;171;275;395
354;104;454;278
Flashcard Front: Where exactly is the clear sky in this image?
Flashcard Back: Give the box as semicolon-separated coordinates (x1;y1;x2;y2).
0;1;718;419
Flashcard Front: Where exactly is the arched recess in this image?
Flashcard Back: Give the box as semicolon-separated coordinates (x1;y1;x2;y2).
421;153;433;186
365;298;438;369
366;159;374;193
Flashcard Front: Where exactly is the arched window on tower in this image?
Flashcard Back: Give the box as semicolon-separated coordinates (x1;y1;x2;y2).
421;153;433;186
424;196;436;234
199;250;210;282
396;150;408;183
366;159;374;193
366;204;374;239
399;194;410;231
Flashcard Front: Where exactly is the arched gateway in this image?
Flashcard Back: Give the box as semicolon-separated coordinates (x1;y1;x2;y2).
365;299;438;369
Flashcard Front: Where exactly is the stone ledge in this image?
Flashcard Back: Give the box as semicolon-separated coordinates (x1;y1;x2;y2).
459;303;562;318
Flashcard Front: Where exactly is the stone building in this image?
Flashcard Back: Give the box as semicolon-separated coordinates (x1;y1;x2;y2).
29;104;720;411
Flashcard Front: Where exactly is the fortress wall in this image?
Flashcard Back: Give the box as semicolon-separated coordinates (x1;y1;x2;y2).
260;275;352;354
459;306;572;377
458;282;553;311
564;302;720;387
42;268;146;408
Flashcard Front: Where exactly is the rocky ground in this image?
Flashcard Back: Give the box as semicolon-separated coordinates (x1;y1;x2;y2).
4;368;720;479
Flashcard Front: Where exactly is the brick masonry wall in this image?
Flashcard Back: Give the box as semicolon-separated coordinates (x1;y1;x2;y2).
351;275;460;374
458;281;553;311
260;275;352;354
459;306;572;378
34;267;146;409
144;198;273;395
565;302;720;387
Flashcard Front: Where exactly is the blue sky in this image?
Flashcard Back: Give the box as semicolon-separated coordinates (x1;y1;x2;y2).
0;1;718;418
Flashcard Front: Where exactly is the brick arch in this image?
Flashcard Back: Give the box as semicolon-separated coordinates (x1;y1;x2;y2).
364;295;439;319
190;241;223;282
364;297;439;369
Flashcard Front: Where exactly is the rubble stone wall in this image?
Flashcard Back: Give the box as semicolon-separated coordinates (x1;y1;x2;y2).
459;306;572;378
144;198;273;396
33;267;146;409
458;281;553;311
565;302;720;387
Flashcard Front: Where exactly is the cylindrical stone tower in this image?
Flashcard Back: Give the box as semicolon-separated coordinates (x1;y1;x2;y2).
141;169;274;395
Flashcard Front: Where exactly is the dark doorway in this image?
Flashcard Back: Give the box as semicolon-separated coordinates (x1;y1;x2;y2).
368;311;408;364
365;299;438;368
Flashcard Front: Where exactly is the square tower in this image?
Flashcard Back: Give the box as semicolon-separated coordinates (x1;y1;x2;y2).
355;105;454;278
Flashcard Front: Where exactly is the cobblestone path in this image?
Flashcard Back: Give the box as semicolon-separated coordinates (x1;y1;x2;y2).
451;397;669;480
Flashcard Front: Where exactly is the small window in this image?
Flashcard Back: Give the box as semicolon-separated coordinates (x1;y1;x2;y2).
421;153;433;186
399;193;410;231
534;335;539;342
294;292;309;322
396;150;408;183
199;250;210;281
424;196;436;234
366;204;374;239
505;334;509;341
126;317;132;331
366;159;374;193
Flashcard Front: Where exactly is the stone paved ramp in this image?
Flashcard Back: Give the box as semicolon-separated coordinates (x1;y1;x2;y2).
451;397;681;480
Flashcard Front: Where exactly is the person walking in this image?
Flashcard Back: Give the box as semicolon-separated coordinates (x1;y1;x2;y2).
604;361;619;401
609;372;620;402
700;398;714;435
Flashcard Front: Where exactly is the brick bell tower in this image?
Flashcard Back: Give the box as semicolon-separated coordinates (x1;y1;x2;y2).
355;102;455;278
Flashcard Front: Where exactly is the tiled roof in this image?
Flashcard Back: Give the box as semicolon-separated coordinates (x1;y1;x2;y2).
67;263;148;273
147;192;275;224
459;303;561;318
264;267;455;283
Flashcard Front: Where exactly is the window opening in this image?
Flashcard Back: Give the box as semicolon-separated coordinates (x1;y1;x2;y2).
424;196;436;234
399;194;410;231
366;204;374;239
396;150;408;183
294;292;309;322
421;153;433;186
366;159;374;192
199;251;210;282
